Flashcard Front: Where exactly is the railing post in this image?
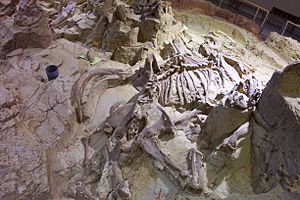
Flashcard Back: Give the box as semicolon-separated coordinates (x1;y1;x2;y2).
218;0;223;7
281;21;289;35
260;11;269;32
253;7;259;21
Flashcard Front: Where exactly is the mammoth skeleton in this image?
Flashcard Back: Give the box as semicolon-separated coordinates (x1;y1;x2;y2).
71;37;261;199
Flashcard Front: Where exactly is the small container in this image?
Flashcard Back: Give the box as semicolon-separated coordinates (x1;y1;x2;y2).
46;65;59;81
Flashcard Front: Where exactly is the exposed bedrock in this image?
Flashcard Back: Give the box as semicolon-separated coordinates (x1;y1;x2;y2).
252;62;300;193
0;65;75;199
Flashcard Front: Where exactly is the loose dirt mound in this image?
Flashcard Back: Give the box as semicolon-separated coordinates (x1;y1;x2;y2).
266;32;300;63
169;0;260;35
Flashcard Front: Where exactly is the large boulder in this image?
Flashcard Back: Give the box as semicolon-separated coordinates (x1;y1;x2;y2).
195;77;262;197
252;62;300;193
0;6;52;56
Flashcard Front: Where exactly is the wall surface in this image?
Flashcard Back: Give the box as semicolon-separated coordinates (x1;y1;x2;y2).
247;0;300;17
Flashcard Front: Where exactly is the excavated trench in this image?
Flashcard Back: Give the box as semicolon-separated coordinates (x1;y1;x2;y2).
1;0;300;200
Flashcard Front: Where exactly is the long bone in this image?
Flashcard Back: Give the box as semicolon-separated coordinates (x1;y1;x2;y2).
92;102;190;198
107;138;131;199
135;103;190;182
104;104;140;199
71;68;131;123
50;0;77;27
187;148;211;194
136;126;189;180
19;0;37;9
106;111;140;199
84;103;137;199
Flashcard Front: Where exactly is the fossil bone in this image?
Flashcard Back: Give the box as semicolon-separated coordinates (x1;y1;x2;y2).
187;148;211;194
50;0;77;27
71;68;130;123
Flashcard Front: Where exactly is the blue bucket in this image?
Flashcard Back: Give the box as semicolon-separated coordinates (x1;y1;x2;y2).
46;65;59;81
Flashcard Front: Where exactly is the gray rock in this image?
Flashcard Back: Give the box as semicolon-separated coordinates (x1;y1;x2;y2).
252;62;300;193
111;44;143;65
